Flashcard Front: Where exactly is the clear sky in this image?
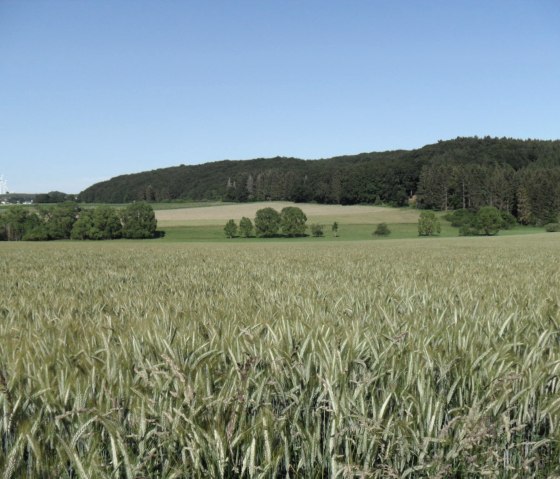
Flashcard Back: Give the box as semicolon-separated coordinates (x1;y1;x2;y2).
1;1;559;193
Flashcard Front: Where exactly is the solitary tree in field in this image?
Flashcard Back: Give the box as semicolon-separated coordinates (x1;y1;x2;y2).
332;221;339;237
280;206;307;236
239;216;253;237
418;211;441;236
255;207;281;237
224;219;238;238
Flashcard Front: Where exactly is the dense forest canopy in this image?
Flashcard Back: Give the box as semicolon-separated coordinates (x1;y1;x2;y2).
79;137;560;225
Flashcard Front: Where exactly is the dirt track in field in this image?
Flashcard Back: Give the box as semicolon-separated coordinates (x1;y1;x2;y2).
156;202;420;226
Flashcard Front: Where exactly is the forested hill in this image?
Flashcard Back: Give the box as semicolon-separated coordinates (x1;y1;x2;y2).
79;137;560;224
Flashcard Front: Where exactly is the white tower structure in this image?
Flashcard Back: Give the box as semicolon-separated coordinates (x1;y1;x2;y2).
0;176;7;194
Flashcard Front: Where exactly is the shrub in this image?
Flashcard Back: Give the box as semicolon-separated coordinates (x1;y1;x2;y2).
373;223;391;236
500;211;517;230
459;224;480;236
418;211;441;236
545;223;560;232
22;226;50;241
310;224;324;237
444;209;476;227
475;206;503;236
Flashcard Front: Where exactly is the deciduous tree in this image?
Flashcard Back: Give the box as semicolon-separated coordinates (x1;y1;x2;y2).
224;219;237;238
255;208;281;237
121;202;157;239
418;211;441;236
239;217;253;237
280;206;307;236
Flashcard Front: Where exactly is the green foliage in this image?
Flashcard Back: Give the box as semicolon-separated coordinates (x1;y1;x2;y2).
0;206;39;241
418;211;441;236
458;223;480;236
239;216;253;237
456;206;510;236
373;222;391;236
331;221;339;237
545;222;560;232
22;225;50;241
443;208;476;227
78;138;560;227
223;219;237;238
71;210;95;240
44;203;79;239
34;191;74;203
0;204;78;241
120;202;157;239
280;206;307;237
0;203;155;241
310;224;324;237
70;207;122;240
500;210;517;230
91;205;122;239
475;206;504;236
254;207;281;237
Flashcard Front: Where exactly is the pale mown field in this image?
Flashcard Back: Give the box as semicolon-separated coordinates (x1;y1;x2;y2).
155;201;420;226
1;234;560;477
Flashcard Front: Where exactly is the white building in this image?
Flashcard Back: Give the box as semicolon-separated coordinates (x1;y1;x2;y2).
0;176;7;195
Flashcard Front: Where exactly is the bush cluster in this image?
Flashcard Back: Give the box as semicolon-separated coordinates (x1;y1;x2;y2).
225;206;309;238
0;202;157;241
447;207;516;236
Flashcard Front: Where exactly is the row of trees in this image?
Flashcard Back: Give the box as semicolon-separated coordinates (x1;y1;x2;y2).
0;203;157;241
416;160;560;225
224;207;331;238
34;191;76;204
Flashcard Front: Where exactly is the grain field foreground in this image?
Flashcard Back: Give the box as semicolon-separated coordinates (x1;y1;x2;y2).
1;235;559;477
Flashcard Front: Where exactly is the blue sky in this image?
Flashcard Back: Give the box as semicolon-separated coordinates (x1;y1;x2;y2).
1;1;559;193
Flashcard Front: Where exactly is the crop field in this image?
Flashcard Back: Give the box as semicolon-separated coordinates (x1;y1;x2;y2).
154;202;421;227
1;234;560;477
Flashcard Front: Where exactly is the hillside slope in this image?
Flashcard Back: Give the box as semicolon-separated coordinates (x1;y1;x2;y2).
79;137;560;223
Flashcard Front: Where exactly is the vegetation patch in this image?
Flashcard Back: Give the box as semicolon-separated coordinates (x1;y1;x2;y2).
1;235;560;476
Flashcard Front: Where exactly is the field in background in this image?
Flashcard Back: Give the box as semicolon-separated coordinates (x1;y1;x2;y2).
1;234;560;476
152;201;543;242
155;201;421;227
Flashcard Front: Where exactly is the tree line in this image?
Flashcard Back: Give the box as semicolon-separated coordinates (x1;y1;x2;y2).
0;203;157;241
79;137;560;225
224;207;328;238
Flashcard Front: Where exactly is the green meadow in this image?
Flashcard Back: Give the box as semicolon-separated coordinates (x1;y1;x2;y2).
151;202;543;242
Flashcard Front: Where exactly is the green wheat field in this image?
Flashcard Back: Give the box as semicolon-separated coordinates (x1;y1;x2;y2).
1;234;560;477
